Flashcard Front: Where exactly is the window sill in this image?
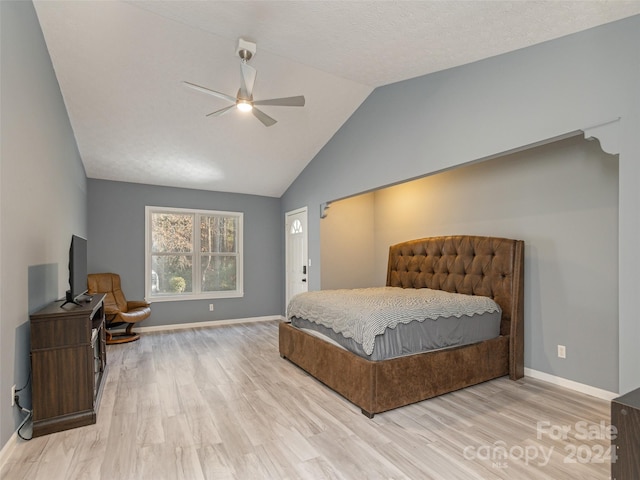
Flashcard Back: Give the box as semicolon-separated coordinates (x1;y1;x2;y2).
146;292;244;303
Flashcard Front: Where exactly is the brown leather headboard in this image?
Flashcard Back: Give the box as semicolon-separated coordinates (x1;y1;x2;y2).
386;235;524;342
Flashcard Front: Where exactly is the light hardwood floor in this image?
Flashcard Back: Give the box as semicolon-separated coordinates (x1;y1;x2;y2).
2;321;613;479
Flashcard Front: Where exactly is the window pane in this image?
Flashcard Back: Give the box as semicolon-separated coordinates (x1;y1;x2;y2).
147;206;242;300
290;219;303;234
201;255;236;291
200;215;237;253
152;213;193;253
152;255;193;294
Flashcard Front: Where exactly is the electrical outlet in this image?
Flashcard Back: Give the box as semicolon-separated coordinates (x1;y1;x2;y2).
11;385;16;407
557;345;566;359
209;303;214;312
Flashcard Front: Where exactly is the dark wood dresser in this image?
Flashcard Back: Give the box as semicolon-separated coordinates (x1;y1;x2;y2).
611;387;640;479
29;294;107;437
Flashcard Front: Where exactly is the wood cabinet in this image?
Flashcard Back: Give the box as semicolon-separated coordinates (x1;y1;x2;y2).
29;294;107;437
611;387;640;479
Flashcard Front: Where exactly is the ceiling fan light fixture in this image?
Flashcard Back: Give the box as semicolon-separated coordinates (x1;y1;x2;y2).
236;100;253;112
184;38;303;126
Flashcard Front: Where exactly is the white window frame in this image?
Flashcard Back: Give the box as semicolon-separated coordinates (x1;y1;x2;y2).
145;206;243;302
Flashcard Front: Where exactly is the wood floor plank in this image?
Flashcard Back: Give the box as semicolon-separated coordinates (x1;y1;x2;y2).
197;443;237;479
2;320;614;480
293;455;348;480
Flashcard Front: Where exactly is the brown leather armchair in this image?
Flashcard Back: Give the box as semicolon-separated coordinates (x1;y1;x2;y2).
87;273;151;344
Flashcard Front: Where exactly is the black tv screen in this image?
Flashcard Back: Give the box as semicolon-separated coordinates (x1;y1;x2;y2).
68;235;88;302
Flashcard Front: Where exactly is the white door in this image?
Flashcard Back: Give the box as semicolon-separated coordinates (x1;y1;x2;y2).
285;207;308;307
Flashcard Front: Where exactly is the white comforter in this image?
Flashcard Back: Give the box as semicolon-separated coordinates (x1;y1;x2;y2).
287;287;501;355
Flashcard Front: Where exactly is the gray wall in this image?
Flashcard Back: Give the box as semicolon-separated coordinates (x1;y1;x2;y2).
1;1;87;449
322;136;618;392
88;179;283;326
282;16;640;394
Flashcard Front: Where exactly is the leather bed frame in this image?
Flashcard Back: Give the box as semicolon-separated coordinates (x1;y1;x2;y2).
279;235;524;417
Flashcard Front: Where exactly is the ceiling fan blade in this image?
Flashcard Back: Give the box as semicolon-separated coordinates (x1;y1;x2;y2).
253;95;305;107
240;63;257;98
183;81;236;103
206;104;236;117
252;107;277;127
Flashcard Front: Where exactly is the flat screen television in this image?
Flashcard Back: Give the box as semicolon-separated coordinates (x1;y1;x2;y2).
63;235;88;306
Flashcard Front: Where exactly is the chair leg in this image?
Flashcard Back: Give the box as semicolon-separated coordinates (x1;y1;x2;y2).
106;323;140;345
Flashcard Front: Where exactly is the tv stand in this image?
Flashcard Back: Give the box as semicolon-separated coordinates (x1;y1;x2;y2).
60;289;81;308
30;294;107;437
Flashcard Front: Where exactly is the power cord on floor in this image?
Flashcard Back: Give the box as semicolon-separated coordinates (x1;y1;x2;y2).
14;395;32;441
14;370;33;441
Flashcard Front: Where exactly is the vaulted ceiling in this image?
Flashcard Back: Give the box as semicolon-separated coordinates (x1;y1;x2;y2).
33;1;640;197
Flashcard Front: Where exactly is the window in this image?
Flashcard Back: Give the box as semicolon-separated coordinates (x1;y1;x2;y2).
290;219;303;234
145;206;243;301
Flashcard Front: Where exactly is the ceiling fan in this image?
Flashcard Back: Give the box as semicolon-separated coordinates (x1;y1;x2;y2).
184;38;305;127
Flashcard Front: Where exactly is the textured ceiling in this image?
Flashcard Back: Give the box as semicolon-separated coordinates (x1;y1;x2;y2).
33;1;640;197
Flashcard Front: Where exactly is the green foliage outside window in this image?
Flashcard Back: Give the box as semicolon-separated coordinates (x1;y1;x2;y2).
169;276;186;293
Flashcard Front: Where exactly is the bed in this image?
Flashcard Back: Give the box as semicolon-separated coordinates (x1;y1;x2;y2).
279;235;524;417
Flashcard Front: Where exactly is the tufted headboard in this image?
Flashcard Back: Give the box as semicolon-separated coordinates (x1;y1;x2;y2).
386;235;524;377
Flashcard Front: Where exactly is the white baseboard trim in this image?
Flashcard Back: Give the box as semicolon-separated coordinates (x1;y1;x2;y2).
524;368;618;401
112;315;285;334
